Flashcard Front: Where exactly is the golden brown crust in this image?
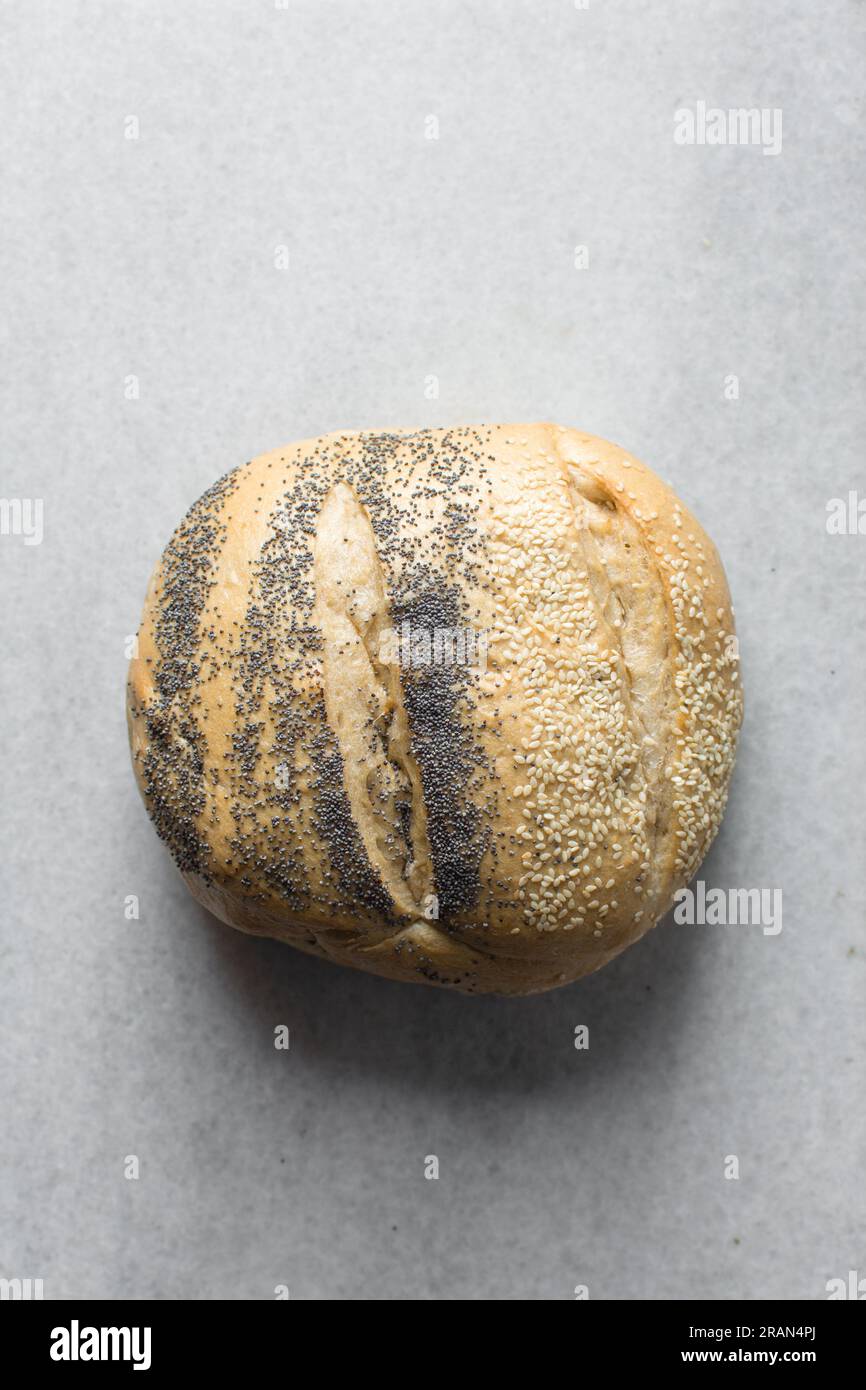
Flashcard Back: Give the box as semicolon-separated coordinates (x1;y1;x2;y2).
127;425;743;994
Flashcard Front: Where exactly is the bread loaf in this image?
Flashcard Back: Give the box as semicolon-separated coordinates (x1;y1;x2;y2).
127;424;743;995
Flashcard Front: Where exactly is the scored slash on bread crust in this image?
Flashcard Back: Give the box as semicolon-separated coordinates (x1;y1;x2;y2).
127;424;743;995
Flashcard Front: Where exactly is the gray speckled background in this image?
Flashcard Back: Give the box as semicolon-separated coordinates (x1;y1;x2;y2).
1;0;864;1301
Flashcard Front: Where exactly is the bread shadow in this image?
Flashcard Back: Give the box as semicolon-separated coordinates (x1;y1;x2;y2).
181;854;727;1101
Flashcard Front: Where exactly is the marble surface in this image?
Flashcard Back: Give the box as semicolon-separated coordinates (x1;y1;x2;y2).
1;0;864;1299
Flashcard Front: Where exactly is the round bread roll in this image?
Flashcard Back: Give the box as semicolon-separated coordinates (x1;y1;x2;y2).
127;424;742;995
